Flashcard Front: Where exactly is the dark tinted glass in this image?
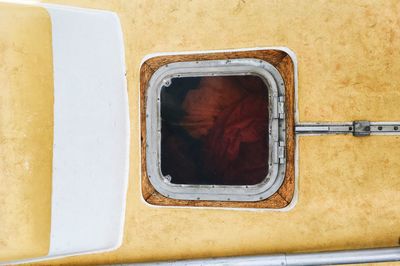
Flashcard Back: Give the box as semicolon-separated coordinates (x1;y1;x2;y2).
161;75;269;185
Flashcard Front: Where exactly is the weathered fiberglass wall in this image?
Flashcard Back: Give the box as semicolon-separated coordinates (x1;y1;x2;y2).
37;0;400;265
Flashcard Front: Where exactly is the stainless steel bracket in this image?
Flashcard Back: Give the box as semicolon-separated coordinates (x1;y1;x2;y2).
353;121;371;136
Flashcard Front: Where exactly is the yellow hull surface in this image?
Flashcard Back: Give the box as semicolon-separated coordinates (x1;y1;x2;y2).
0;0;399;265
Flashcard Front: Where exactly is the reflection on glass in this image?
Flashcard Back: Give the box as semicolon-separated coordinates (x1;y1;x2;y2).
161;75;269;185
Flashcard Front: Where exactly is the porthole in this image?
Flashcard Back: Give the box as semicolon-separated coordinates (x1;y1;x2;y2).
141;49;296;209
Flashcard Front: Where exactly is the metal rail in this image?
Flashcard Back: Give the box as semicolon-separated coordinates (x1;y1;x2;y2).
119;246;400;265
295;121;400;136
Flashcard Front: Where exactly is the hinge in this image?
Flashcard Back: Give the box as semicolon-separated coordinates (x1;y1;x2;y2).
273;141;286;164
278;96;285;119
278;141;285;164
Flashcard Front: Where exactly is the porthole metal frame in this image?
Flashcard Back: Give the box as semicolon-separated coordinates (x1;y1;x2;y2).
146;59;286;201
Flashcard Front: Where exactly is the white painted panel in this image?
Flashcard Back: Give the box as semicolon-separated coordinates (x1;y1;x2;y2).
1;4;129;264
45;4;129;256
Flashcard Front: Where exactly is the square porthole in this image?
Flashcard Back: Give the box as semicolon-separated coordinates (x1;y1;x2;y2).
141;49;296;209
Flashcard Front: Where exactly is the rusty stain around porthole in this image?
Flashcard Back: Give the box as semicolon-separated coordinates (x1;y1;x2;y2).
141;49;296;208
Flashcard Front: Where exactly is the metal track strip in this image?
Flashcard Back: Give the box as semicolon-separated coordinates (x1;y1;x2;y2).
295;121;400;136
